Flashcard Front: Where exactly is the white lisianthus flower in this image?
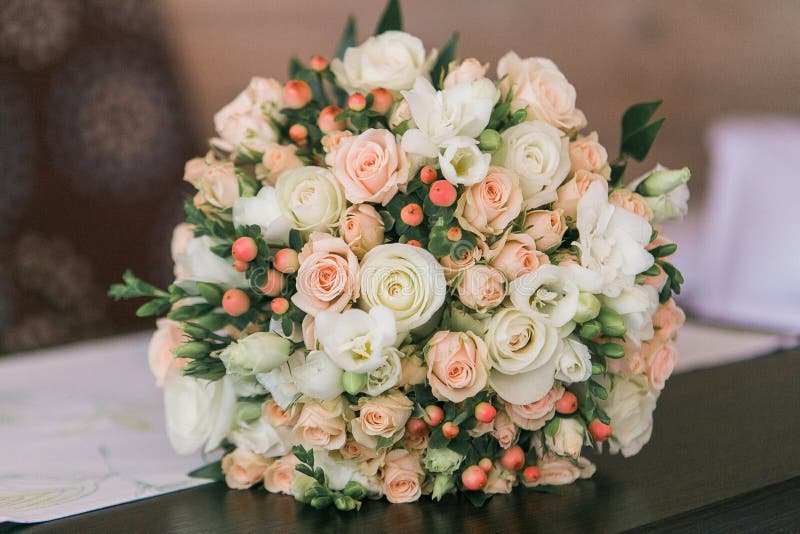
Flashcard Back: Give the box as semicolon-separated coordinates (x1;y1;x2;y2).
401;77;499;158
596;374;660;457
358;244;447;333
173;236;247;288
628;165;691;222
438;136;491;185
509;264;603;328
291;350;345;401
220;332;294;376
331;31;437;94
366;347;404;396
255;352;302;409
545;417;586;458
315;306;397;373
212;77;284;156
553;337;592;383
275;166;346;233
312;450;361;491
492;120;570;210
229;416;292;457
600;285;659;346
576;182;654;297
163;372;237;454
233;186;291;245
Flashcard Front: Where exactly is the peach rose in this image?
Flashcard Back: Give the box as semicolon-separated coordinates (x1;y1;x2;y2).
505;385;564;430
221;448;271;490
262;399;299;427
652;299;686;342
484;463;517;494
183;156;208;186
646;342;677;390
341;439;386;475
351;391;414;448
443;58;489;89
147;318;189;387
381;449;425;503
292;232;359;316
552;170;608;220
523;209;566;251
290;399;347;451
397;350;427;388
263;453;301;494
425;330;490;403
332;128;410;205
192;160;240;209
338;204;385;258
322;130;354;165
569;132;608;174
490;233;550;281
260;143;303;185
455;166;523;238
170;223;195;281
524;455;595;487
457;265;506;312
609;189;654;221
490;410;519;449
439;246;481;282
606;339;646;376
403;431;429;454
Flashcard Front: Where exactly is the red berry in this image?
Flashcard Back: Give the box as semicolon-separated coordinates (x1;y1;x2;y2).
233;260;249;272
405;417;428;438
348;93;367;112
400;203;424;227
447;226;462;241
273;248;300;274
442;421;460;439
474;402;497;424
289;124;308;143
523;466;541;483
500;445;525;471
406;239;422;247
429;180;457;207
369;88;393;114
478;458;493;473
423;405;444;426
318;105;345;133
589;420;612;442
270;297;290;315
283;80;312;109
461;465;488;491
419;165;437;184
555;391;579;415
222;289;250;317
231;236;258;263
309;55;328;72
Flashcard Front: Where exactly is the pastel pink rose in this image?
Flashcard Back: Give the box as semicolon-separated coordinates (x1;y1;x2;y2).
490;410;519;449
193;160;240;209
644;236;675;290
609;189;653;221
322;130;354;165
262;399;299;427
455;166;523;238
403;431;429;454
292;232;359;316
443;58;489;89
351;391;414;448
261;143;303;185
552;170;608;220
484;463;517;494
338;204;385;258
647;343;677;390
606;339;646;376
341;440;386;475
263;453;301;494
170;223;195;283
332;128;410;205
425;330;489;403
457;265;506;312
524;455;595;487
569;131;608;174
290;399;347;451
524;209;566;251
652;299;686;342
490;233;550;281
505;385;564;430
439;246;481;282
147;318;189;387
221;448;271;490
381;449;425;503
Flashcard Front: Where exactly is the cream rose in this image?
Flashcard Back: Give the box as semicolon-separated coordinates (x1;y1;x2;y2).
524;210;566;251
351;391;414;448
569;131;608;174
148;318;189;387
366;347;404;396
292;232;359;316
397;347;427;388
339;204;385;258
596;374;659;457
492;120;570;210
554;337;592;384
212;77;283;154
552;170;609;221
490;233;550;282
443;58;489;89
646;343;677;390
221;448;271;490
232;186;291;246
189;160;240;209
505;384;564;430
424;330;489;403
484;464;517;494
275;166;346;233
332;128;410;205
381;449;425;503
263;453;301;494
546;417;586;458
455;166;523;238
456;264;506;313
497;53;586;132
290;398;348;451
524;455;595;487
259;143;303;185
315;306;397;373
490;410;519;449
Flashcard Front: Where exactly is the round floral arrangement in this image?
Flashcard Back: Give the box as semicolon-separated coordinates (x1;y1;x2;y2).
111;0;690;511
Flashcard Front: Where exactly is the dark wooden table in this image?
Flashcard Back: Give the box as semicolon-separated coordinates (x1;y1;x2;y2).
4;347;800;533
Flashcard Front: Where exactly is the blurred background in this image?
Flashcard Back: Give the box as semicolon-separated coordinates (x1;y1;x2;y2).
0;0;798;352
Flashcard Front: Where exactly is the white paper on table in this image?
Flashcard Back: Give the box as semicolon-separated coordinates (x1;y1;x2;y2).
0;333;211;523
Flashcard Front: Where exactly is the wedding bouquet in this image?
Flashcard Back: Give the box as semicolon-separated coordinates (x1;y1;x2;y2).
110;0;689;511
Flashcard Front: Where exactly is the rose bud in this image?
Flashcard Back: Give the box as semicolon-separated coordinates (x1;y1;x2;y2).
283;80;312;109
447;226;462;241
369;88;393;114
348;93;367;112
231;236;258;263
222;289;250;317
461;465;488;491
259;269;285;297
405;417;428;438
400;203;424;226
429;180;457;207
289;124;308;144
309;55;328;72
270;297;290;315
318;105;345;133
500;445;525;471
589;420;612;442
442;421;460;439
597;307;626;337
420;165;437;184
273;248;300;274
555;391;578;415
522;466;541;483
474;402;496;424
478;457;493;473
423;405;444;426
406;239;422;247
233;260;249;272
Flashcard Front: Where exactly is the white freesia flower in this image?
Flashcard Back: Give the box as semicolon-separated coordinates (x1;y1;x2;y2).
576;182;654;297
315;306;397;373
628;165;691;222
600;285;659;346
275;166;346;233
229;417;292;457
554;337;592;383
358;243;447;333
173;236;247;288
596;374;660;457
545;417;586;458
291;350;345;401
366;347;404;396
233;187;291;245
331;31;436;94
438;136;491;185
212;77;284;155
220;332;293;376
492;120;570;209
401;77;499;159
510;264;603;328
163;372;236;454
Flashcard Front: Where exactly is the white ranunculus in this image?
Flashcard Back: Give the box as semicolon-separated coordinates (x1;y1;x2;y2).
233;186;291;245
510;264;603;328
275;166;346;233
212;77;284;156
331;31;437;94
220;332;293;376
596;374;660;457
255;352;302;409
291;350;345;401
315;307;397;373
492;120;570;210
438;136;491;185
628;165;691;222
545;417;586;458
401;77;499;158
229;416;292;457
173;236;247;288
554;337;592;383
358;243;447;333
576;182;654;297
163;372;237;454
366;347;403;396
600;285;659;346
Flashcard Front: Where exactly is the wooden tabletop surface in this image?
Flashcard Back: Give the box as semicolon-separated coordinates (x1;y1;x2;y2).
4;346;800;533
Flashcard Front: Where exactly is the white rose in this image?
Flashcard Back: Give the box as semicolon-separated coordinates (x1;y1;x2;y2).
233;186;291;245
229;416;292;457
315;307;397;373
509;264;602;328
596;374;660;457
553;337;592;384
275;166;346;233
358;243;447;333
220;332;293;376
401;77;499;158
576;182;654;297
443;58;489;89
546;417;586;458
600;285;659;346
366;347;403;396
173;236;247;288
438;136;490;185
212;77;284;155
492;120;570;210
331;31;437;94
485;307;560;405
163;372;236;454
290;350;345;401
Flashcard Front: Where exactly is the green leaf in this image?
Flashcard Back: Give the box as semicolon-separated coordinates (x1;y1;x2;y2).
588;379;608;400
609;160;627;188
289;229;304;252
543;418;560;438
108;270;168;301
188;460;224;481
289;57;304;79
374;0;402;35
135;298;171;318
429;32;459;89
197;282;224;306
621;118;665;161
168;303;216;321
336;16;357;60
621;100;663;140
649;243;677;258
462;490;492;508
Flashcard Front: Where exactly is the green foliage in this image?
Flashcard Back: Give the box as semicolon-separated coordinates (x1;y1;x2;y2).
610;99;665;186
188;460;224;481
292;445;364;511
374;0;402;35
108;270;169;301
430;33;459;89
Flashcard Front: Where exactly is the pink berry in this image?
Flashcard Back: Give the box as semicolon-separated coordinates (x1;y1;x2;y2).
589;420;612;442
222;289;250;317
232;237;258;263
429;180;457;207
283;80;312;109
474;402;497;424
556;391;578;415
405;417;428;438
348;93;367;112
423;405;444;427
420;165;437;184
273;248;300;274
260;269;285;297
318;105;345;133
369;88;393;114
309;55;328;72
442;421;460;439
447;226;462;242
271;297;289;315
523;466;540;483
461;466;487;491
478;458;493;473
406;239;421;248
400;203;424;227
500;445;525;472
289;124;308;143
233;260;249;272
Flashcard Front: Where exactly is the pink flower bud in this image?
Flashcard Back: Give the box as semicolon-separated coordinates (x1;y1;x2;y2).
420;165;437;184
318;105;345;133
478;458;493;473
233;260;249;272
500;445;525;471
429;180;457;207
405;417;428;438
309;55;328;72
232;237;258;263
400;203;424;227
474;402;497;424
273;248;300;274
442;421;460;439
289;124;308;144
369;88;393;114
222;289;250;317
523;466;540;483
283;80;312;109
270;297;289;315
348;93;367;112
589;420;611;442
423;405;444;426
555;391;578;415
461;465;488;491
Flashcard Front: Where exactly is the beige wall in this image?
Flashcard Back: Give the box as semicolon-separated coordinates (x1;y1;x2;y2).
159;0;800;197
